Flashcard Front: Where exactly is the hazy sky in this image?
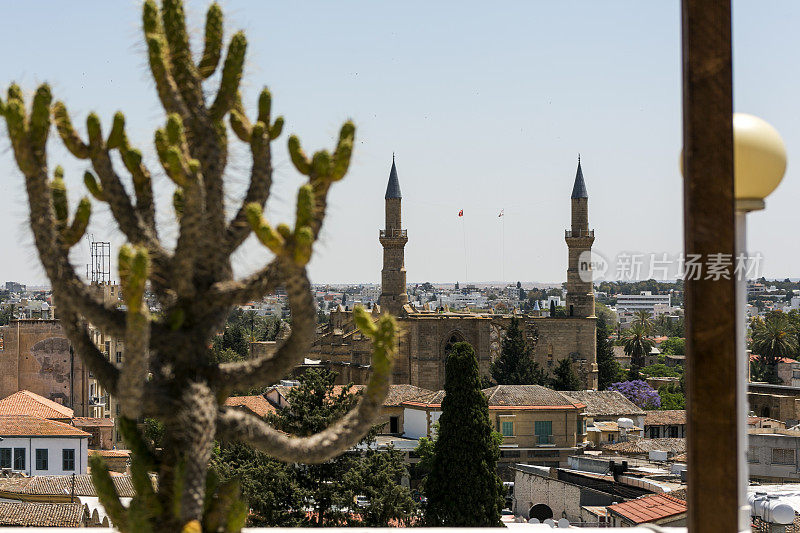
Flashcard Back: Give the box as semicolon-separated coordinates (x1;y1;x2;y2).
1;1;798;286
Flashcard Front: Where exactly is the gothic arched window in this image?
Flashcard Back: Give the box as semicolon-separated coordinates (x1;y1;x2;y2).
443;331;466;357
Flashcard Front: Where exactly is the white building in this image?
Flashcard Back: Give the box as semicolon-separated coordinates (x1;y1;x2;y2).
615;291;672;316
0;415;90;476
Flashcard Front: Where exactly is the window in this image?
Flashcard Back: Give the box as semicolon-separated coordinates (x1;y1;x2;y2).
35;449;48;470
534;420;553;444
63;449;75;471
500;450;520;458
772;448;795;466
577;419;586;436
0;448;10;469
747;449;759;464
669;426;680;438
389;416;399;434
116;351;122;363
13;448;25;470
501;420;515;437
649;426;660;439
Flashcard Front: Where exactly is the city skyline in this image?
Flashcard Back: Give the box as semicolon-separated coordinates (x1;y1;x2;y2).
1;1;798;285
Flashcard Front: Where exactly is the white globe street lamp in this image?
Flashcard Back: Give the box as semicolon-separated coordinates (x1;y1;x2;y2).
682;113;787;530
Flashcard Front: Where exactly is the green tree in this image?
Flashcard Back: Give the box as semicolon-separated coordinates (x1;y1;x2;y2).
658;384;686;410
491;317;548;385
342;446;417;526
550;358;582;391
633;309;653;333
623;323;654;376
750;311;799;385
211;442;301;527
267;369;415;526
596;303;623;390
659;337;685;356
424;342;503;526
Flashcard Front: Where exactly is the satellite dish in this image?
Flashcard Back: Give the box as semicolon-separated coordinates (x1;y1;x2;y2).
544;518;555;527
528;518;540;524
558;518;570;528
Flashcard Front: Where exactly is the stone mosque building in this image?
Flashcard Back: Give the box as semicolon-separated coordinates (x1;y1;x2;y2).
309;158;598;390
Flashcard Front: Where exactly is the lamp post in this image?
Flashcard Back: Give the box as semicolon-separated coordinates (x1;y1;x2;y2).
733;113;787;529
680;112;787;530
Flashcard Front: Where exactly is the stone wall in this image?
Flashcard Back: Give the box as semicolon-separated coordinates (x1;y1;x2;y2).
0;320;92;415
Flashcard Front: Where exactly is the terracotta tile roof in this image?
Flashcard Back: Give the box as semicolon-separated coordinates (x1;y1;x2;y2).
0;501;85;527
382;385;436;407
72;417;115;427
0;415;90;437
671;453;687;463
564;390;646;417
224;395;277;418
0;390;74;419
483;385;585;409
644;410;686;426
0;474;136;498
403;386;585;410
750;353;796;364
607;493;686;524
603;437;686;455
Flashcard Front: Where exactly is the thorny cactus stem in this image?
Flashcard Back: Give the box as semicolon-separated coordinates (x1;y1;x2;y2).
0;1;397;531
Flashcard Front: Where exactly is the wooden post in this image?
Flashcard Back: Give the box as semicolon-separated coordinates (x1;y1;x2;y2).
681;1;739;531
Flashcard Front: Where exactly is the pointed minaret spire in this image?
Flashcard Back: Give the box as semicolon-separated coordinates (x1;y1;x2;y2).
571;155;588;199
380;155;408;315
385;154;402;199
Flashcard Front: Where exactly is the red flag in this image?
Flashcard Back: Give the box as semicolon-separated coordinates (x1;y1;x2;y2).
458;209;463;217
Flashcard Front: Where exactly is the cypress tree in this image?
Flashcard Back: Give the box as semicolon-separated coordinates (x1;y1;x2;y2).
596;311;622;390
491;317;548;385
550;358;582;391
424;342;503;526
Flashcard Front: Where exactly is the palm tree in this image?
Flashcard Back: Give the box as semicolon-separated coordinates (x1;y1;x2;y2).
633;309;653;334
750;311;799;384
623;322;654;372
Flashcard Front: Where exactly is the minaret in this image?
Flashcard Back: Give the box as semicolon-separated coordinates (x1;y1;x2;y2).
565;156;595;318
379;156;409;315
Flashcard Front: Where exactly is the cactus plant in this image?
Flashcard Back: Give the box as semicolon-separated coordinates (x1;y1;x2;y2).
0;2;397;531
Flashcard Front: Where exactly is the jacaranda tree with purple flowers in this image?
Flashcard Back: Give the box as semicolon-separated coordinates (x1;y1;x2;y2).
609;380;661;410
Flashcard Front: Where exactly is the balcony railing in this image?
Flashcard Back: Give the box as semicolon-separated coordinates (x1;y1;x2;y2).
535;434;553;445
564;229;594;238
379;229;407;238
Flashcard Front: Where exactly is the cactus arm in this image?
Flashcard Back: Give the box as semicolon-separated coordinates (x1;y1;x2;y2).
117;245;152;419
228;92;251;142
106;111;157;231
203;259;282;309
209;32;246;120
197;3;223;79
53;101;91;158
223;121;272;252
60;196;92;247
28;85;52;152
172;172;205;298
216;309;396;463
143;0;190;120
160;0;204;114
